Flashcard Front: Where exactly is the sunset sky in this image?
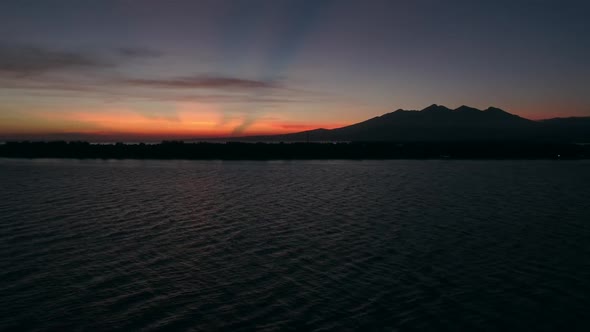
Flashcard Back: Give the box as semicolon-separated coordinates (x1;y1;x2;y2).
1;0;589;141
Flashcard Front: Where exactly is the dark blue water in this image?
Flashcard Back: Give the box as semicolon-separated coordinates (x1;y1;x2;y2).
1;159;589;331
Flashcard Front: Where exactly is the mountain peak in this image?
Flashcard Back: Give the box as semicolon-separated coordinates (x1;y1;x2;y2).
421;104;451;112
455;105;481;112
233;103;590;142
484;106;506;113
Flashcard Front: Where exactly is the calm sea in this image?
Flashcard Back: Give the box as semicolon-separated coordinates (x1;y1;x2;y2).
1;159;589;331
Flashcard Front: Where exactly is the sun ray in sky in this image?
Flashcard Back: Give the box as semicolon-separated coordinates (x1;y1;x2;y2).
0;0;589;141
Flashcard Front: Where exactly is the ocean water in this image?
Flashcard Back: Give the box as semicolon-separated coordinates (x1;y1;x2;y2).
1;158;589;331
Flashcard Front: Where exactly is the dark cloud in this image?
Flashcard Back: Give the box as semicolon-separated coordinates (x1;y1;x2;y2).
231;115;258;136
0;43;320;106
115;47;162;58
0;43;162;77
173;94;306;104
0;43;112;77
122;75;282;90
0;78;316;105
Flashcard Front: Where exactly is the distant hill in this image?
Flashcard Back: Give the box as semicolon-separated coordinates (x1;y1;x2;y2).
536;117;590;142
229;105;590;142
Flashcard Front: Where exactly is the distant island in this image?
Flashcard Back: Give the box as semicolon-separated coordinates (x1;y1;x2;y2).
1;105;589;160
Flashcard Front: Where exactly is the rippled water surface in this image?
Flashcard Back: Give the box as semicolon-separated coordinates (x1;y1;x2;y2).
1;159;589;331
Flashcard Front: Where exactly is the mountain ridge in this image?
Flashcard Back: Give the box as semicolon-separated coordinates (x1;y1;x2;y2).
224;105;590;143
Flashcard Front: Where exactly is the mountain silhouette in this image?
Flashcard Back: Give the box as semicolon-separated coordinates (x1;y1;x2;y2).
4;105;589;159
234;105;589;142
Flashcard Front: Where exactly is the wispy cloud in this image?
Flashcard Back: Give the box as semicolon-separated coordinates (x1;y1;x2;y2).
115;47;162;58
0;42;163;77
122;75;282;90
0;43;112;77
0;42;327;109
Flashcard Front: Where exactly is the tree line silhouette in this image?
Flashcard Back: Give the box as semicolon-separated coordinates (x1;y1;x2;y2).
0;141;588;160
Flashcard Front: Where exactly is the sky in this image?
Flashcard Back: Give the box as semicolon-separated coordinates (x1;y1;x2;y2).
0;0;589;141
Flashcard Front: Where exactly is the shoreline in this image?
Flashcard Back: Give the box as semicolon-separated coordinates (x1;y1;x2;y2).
1;141;588;160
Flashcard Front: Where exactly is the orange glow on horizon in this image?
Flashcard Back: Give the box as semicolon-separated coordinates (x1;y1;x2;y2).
0;103;348;140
